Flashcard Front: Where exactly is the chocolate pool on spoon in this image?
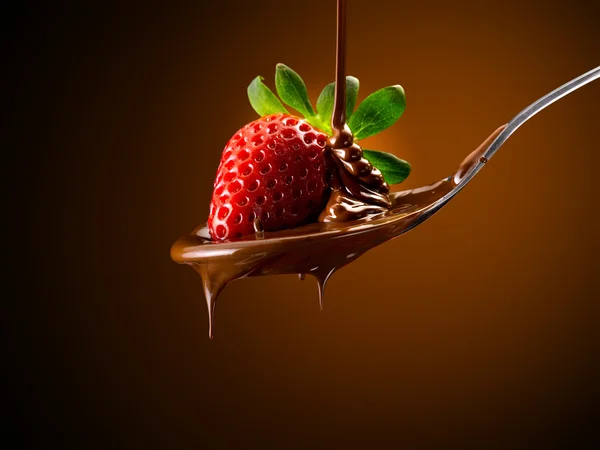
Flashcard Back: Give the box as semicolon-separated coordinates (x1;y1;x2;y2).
171;0;600;338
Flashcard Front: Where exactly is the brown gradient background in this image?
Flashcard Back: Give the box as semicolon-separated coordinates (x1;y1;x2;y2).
6;0;600;448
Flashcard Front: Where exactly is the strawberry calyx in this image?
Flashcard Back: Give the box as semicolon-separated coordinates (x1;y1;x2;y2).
247;63;411;185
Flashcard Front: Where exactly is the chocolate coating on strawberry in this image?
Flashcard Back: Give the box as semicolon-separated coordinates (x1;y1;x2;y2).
318;133;391;223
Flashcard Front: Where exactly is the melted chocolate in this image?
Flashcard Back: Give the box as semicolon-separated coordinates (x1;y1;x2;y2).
318;144;391;222
171;0;507;338
319;0;391;222
172;126;507;338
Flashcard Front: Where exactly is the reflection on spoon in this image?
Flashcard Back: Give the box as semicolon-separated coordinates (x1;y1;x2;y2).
171;66;600;338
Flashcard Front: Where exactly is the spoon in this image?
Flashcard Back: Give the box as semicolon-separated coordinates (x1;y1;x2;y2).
172;66;600;338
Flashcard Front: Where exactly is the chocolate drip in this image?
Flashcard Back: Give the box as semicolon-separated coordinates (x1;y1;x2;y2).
319;0;392;223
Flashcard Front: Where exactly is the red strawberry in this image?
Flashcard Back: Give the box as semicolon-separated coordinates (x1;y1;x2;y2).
208;113;330;240
206;63;411;240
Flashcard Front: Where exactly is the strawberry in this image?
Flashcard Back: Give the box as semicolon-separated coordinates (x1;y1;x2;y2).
208;114;330;240
207;63;412;241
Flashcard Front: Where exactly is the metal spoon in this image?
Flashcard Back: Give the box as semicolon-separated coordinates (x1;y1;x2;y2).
173;67;600;332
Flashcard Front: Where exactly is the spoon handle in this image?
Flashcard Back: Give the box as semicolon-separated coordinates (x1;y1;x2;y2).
483;66;600;162
425;66;600;216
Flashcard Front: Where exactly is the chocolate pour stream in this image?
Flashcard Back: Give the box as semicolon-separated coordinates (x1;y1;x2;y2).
171;0;507;338
319;0;391;223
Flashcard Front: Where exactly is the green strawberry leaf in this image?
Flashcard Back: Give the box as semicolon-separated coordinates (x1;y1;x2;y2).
363;149;411;184
247;76;289;116
275;63;318;120
316;76;360;133
348;85;406;140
